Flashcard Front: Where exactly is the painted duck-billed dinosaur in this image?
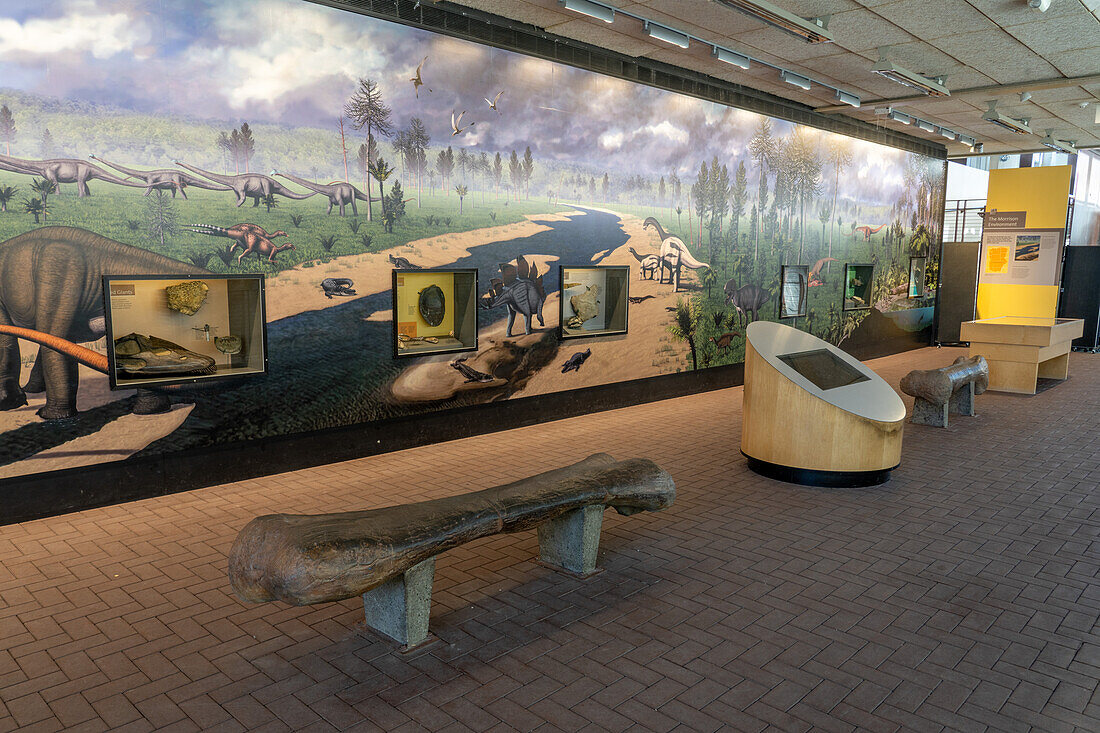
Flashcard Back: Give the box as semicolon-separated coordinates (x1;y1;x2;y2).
0;227;208;419
173;160;316;208
0;154;148;197
270;170;378;216
184;223;295;264
89;155;232;198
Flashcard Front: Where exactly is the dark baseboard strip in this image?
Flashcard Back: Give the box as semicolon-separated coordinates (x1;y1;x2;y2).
743;453;898;488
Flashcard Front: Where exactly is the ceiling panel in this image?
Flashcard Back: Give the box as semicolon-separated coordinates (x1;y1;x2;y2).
874;0;1002;39
448;0;1100;154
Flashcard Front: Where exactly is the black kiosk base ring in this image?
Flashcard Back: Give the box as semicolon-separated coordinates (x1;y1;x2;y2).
743;453;896;488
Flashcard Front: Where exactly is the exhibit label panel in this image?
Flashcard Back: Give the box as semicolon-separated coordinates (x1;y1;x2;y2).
977;166;1071;319
0;0;944;504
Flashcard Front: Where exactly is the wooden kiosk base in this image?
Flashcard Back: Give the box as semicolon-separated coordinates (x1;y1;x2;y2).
959;317;1084;395
741;322;906;488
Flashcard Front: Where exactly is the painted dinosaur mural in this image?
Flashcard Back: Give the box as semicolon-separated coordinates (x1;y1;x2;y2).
173;161;317;207
271;171;376;216
0;154;148;196
0;0;943;493
89;155;233;198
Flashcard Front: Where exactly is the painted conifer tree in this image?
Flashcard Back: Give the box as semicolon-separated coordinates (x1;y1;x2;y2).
144;189;178;248
344;78;393;222
0;105;15;155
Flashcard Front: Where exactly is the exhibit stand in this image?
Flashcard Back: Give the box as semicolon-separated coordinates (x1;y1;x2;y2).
741;322;905;487
959;316;1084;394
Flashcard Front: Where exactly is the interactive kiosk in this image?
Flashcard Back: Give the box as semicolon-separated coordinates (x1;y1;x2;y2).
741;321;905;487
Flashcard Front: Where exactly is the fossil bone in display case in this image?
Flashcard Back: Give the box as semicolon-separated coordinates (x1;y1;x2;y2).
908;257;927;298
392;269;478;358
559;266;629;339
103;274;267;389
844;264;874;311
780;264;809;319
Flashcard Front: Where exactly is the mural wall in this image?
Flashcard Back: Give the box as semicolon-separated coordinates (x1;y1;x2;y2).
0;0;945;483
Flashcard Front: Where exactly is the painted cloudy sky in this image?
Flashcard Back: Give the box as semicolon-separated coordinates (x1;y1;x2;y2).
0;0;913;196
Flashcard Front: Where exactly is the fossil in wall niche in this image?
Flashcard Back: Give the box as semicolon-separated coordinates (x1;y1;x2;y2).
566;284;600;329
114;333;216;376
214;336;243;355
165;281;209;316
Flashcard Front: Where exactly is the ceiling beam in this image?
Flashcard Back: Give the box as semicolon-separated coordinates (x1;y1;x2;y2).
813;73;1100;114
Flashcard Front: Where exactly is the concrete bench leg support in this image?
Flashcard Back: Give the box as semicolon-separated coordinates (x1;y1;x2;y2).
362;557;435;649
538;506;604;576
949;382;976;417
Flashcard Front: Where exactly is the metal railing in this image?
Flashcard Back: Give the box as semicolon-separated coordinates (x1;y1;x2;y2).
944;199;986;242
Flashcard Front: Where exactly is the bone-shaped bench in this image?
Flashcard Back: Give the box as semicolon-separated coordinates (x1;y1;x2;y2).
228;453;675;648
899;355;989;428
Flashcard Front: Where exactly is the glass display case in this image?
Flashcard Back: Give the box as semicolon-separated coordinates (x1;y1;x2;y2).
844;264;873;311
559;265;629;339
780;264;809;319
392;268;478;357
103;274;267;389
908;257;927;298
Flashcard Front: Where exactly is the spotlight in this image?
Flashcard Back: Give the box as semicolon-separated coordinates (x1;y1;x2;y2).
560;0;614;22
713;46;751;70
940;127;957;140
916;119;936;133
645;21;690;48
834;90;861;108
780;70;811;91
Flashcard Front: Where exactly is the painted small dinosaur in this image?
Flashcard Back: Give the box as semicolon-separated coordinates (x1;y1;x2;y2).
184;223;295;264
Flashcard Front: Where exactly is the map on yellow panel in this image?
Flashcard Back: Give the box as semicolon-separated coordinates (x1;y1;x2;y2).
985;246;1010;274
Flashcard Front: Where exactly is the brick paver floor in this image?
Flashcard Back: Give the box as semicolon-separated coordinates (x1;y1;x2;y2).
1;346;1099;732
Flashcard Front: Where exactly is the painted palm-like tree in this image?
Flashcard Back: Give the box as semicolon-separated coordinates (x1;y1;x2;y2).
368;156;394;220
30;178;56;222
667;298;700;371
22;196;44;224
455;184;468;214
0;185;16;212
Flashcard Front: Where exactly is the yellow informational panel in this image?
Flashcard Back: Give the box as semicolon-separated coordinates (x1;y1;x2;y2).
976;166;1071;319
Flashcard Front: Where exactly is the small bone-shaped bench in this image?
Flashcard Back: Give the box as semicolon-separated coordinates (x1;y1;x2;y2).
228;453;675;648
899;355;989;428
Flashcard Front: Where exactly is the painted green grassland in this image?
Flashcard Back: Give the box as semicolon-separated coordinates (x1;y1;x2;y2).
0;170;564;274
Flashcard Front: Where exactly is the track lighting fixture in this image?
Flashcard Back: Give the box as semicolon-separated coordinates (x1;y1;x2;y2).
713;46;751;70
559;0;614;23
645;21;690;48
780;70;811;91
